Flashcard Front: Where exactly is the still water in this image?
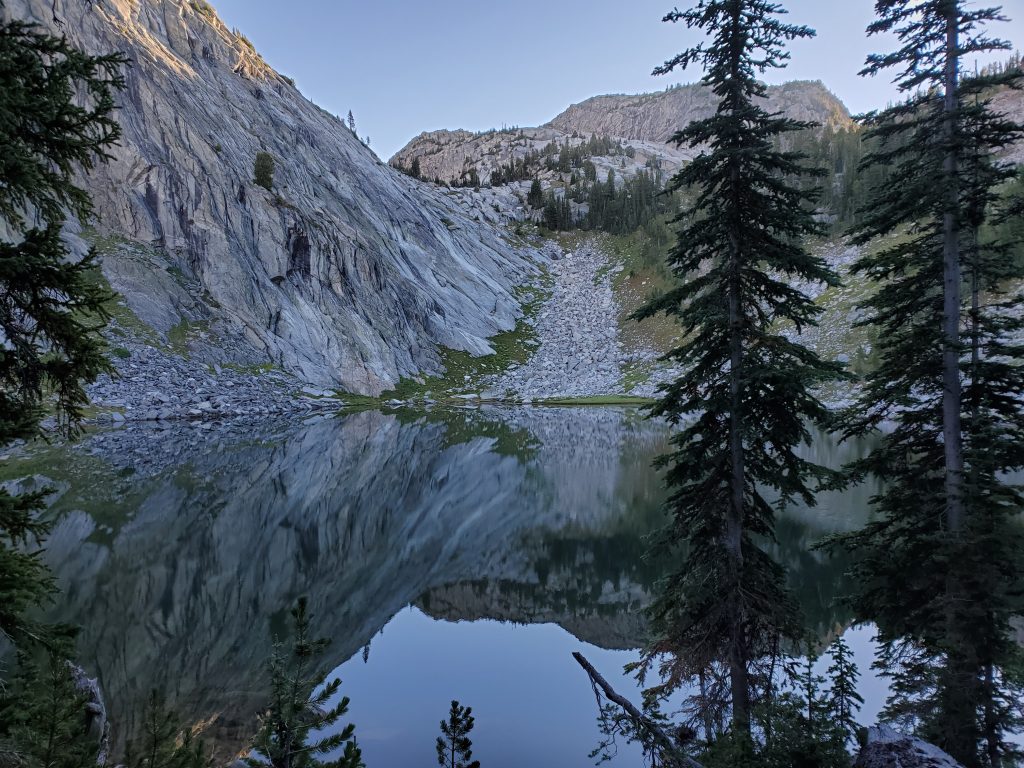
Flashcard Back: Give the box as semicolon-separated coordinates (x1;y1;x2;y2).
37;406;885;766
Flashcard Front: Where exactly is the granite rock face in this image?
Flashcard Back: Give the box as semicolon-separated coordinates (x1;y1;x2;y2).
3;0;542;394
546;80;853;143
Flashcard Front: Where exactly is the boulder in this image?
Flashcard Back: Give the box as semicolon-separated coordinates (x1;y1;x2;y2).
855;725;964;768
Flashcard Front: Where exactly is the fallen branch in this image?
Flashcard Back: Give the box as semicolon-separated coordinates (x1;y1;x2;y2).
572;651;704;768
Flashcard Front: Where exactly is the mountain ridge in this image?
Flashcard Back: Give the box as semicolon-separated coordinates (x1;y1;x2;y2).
390;79;855;187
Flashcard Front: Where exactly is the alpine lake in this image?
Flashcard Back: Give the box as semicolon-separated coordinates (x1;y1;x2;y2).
11;405;898;767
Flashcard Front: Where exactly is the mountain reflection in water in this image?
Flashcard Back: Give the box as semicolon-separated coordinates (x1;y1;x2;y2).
41;407;880;764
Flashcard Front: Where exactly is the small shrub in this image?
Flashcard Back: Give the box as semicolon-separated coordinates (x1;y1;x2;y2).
254;152;274;190
235;30;255;51
190;0;215;18
212;143;222;154
112;347;131;360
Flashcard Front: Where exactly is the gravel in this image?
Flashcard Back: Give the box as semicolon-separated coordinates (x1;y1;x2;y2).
484;241;631;399
88;327;343;425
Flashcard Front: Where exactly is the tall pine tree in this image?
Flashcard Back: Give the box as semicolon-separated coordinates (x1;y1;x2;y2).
0;0;124;651
633;0;843;745
833;2;1024;765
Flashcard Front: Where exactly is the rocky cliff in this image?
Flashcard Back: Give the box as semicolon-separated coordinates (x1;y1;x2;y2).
3;0;542;394
391;80;853;187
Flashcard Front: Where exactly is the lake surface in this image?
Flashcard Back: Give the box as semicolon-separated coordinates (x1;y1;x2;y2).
36;406;887;766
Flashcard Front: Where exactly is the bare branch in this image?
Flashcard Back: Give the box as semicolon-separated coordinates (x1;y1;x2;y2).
572;652;704;768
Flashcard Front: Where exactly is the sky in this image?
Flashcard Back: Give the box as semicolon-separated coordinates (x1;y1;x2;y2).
210;0;1024;161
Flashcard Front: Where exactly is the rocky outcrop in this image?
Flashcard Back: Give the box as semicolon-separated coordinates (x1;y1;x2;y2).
69;663;112;766
855;725;965;768
546;80;853;143
417;581;649;651
391;80;853;187
89;317;344;422
3;0;543;395
993;88;1024;165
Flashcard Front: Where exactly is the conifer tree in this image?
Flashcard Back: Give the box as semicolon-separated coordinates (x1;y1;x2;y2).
246;598;363;768
122;691;211;768
0;0;125;652
527;178;543;208
435;701;479;768
824;636;863;750
0;650;103;768
755;644;851;768
833;3;1023;764
254;152;275;191
633;0;842;744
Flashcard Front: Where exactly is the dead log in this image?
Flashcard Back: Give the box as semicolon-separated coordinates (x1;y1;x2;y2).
572;651;704;768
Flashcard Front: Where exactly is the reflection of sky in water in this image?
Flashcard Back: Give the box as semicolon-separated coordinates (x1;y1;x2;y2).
332;608;645;767
326;610;889;768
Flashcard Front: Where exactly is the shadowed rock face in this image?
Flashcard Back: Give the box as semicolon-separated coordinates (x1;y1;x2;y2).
2;0;539;394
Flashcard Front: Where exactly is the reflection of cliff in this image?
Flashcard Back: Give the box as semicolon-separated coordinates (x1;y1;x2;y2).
41;408;665;756
40;408;870;757
417;422;867;649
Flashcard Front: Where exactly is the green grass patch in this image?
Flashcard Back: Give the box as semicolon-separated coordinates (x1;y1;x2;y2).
372;267;554;402
190;0;215;17
337;394;387;410
165;264;189;288
380;318;539;400
598;232;681;358
618;364;653;394
78;229;165;346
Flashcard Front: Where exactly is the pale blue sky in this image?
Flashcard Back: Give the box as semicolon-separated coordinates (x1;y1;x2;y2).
211;0;1024;160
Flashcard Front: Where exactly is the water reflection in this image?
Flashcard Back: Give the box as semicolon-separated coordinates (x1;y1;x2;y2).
38;407;876;762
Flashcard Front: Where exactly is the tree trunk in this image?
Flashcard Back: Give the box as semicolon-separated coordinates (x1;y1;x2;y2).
969;225;980;442
724;0;750;734
941;0;965;534
727;253;750;733
698;671;715;746
984;663;1001;768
